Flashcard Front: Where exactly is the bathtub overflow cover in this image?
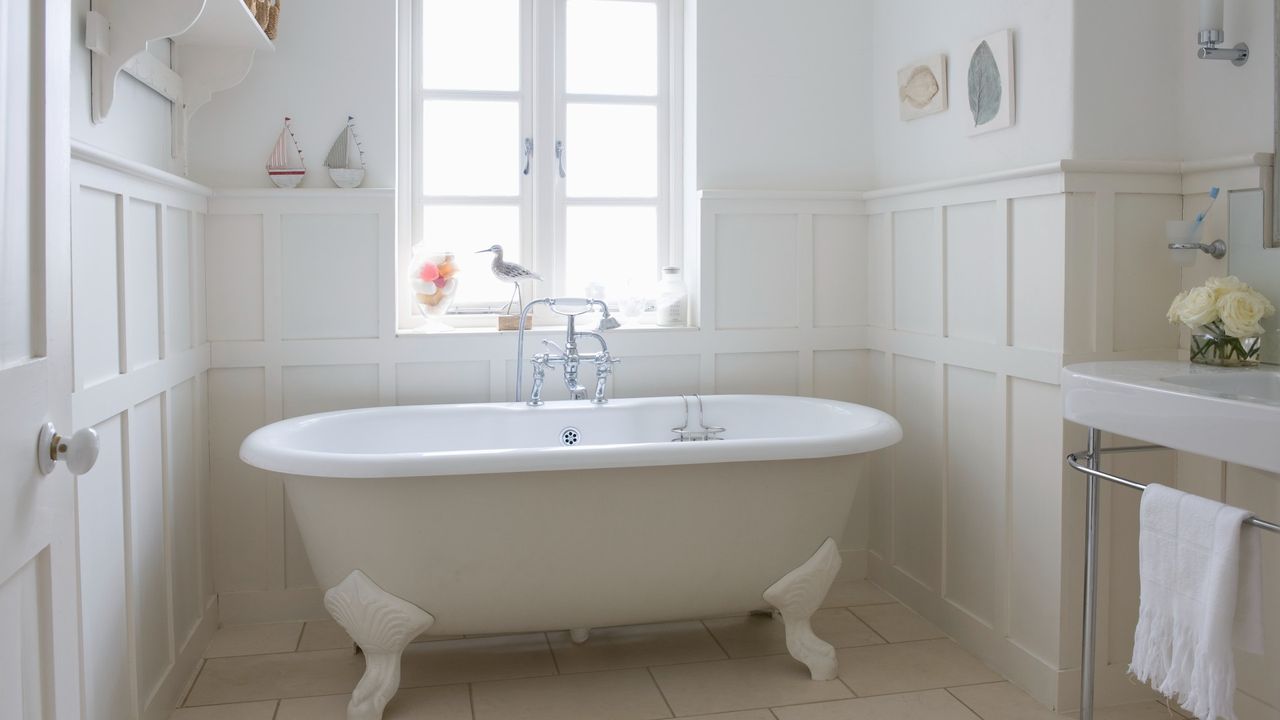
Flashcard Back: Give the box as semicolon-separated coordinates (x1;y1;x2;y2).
560;427;581;446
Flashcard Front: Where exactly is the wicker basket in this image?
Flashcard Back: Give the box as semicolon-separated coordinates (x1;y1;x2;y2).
265;0;280;40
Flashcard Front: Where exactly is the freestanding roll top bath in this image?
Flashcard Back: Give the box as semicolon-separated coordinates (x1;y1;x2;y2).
241;394;902;720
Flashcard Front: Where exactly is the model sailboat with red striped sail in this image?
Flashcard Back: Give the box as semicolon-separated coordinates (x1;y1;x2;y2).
266;117;306;188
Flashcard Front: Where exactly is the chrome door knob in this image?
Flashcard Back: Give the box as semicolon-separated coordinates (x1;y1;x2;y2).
38;422;100;475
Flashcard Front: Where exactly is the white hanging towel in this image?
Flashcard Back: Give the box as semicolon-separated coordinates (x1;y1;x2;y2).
1130;483;1263;720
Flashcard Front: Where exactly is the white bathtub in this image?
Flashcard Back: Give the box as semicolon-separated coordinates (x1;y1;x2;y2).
241;394;900;720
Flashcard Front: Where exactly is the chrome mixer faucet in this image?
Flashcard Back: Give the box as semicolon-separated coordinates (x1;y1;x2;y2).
516;298;621;406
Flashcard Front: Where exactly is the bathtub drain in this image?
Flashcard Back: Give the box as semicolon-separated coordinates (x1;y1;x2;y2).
560;427;581;446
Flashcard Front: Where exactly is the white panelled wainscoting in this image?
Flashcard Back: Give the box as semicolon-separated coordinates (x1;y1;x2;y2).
69;144;215;720
862;156;1277;718
194;156;1278;718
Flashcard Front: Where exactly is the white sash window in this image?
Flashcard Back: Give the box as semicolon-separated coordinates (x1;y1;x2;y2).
401;0;682;326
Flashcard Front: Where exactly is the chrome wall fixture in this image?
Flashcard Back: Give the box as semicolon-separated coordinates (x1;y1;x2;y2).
1197;0;1249;65
1168;238;1227;259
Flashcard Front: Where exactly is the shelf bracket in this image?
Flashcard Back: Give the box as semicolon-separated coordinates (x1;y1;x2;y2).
88;0;204;124
171;44;257;159
122;52;183;105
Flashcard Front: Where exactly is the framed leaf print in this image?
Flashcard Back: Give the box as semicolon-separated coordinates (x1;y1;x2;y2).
965;30;1014;135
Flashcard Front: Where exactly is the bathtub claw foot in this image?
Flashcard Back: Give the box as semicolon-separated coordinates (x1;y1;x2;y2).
762;537;841;681
569;628;591;644
324;570;434;720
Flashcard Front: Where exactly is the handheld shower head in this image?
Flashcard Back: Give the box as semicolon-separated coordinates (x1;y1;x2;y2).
596;312;621;332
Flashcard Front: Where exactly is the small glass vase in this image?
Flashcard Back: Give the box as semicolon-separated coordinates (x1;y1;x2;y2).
1190;329;1262;367
409;250;460;331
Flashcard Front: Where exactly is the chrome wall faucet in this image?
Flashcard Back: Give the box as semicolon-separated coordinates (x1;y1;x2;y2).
516;298;621;406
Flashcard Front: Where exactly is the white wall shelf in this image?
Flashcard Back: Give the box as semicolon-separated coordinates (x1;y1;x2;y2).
88;0;274;161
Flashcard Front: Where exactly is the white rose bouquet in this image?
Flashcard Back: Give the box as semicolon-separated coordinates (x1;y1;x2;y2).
1167;276;1275;366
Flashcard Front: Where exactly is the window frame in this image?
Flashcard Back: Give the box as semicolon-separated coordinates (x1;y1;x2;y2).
398;0;684;330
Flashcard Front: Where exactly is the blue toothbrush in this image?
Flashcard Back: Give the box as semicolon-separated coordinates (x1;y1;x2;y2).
1188;186;1220;240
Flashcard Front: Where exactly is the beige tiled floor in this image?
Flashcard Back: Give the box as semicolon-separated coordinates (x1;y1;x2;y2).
173;579;1176;720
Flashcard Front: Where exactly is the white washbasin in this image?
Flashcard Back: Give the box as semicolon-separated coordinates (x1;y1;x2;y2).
1062;361;1280;474
1161;370;1280;405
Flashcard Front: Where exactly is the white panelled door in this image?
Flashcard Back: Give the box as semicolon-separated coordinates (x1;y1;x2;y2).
0;0;81;718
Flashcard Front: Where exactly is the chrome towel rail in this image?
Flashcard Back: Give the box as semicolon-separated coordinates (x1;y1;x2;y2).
1067;452;1280;533
1068;430;1280;720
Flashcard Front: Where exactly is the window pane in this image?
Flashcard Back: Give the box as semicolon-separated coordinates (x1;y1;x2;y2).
421;206;529;305
423;100;520;197
565;206;658;299
422;0;520;91
565;104;657;198
566;0;657;96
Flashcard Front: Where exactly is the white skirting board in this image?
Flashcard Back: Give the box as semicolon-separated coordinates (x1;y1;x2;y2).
149;597;219;720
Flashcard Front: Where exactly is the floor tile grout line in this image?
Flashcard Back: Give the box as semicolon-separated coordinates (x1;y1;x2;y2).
554;651;749;675
178;658;207;708
293;622;305;652
400;669;556;695
467;682;476;720
761;679;1016;713
471;663;680;687
580;644;889;676
270;698;281;720
542;632;562;675
944;686;987;719
699;619;734;660
645;665;678;719
841;606;893;645
836;675;858;698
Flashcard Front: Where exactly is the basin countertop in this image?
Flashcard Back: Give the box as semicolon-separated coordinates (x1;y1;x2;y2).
1062;361;1280;475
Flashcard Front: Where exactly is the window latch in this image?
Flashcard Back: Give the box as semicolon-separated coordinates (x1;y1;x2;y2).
555;140;566;178
522;137;533;176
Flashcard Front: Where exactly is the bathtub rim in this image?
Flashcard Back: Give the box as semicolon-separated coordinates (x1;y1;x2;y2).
240;394;903;479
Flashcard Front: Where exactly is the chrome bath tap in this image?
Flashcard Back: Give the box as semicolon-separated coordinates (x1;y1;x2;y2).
516;298;621;405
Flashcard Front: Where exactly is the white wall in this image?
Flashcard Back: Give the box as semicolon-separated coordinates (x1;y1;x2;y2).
869;0;1075;187
695;0;875;190
1072;0;1274;164
186;1;398;189
187;0;873;192
1177;0;1274;162
69;147;215;720
1072;0;1181;162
